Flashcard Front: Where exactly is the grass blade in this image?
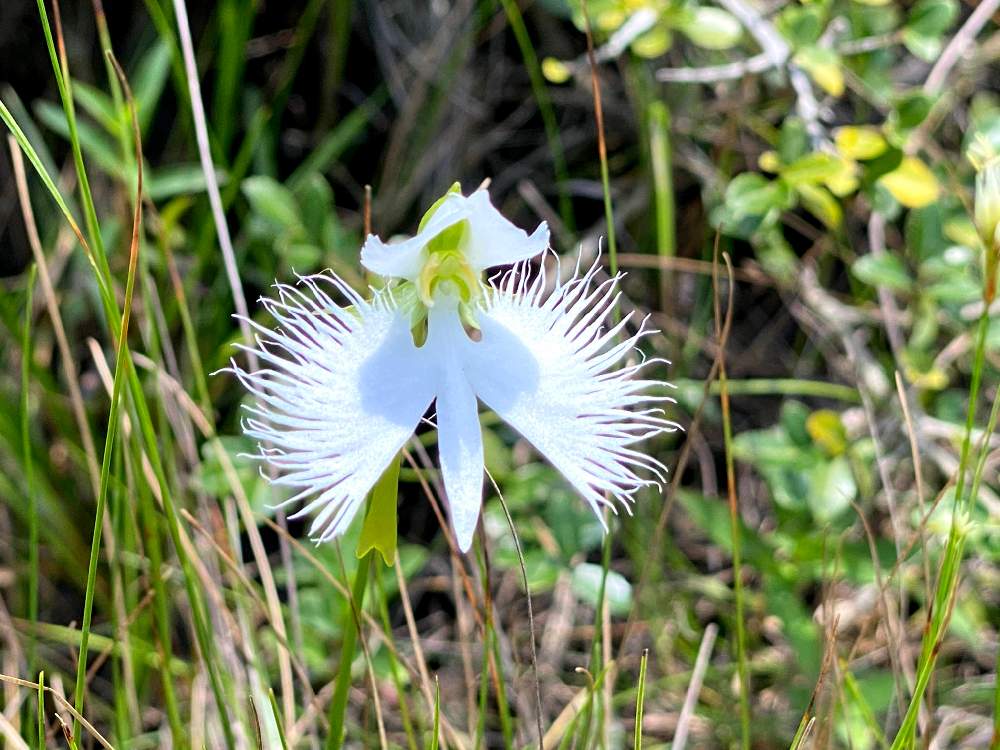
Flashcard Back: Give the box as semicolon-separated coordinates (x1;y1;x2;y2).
71;51;144;745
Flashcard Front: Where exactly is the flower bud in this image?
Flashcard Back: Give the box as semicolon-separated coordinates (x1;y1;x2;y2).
974;155;1000;302
975;157;1000;249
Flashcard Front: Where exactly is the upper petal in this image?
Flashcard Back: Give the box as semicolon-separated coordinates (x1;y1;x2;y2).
459;257;679;521
463;190;550;271
227;273;437;542
360;193;469;280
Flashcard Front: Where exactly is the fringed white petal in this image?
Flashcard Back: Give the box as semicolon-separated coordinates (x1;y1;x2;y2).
460;256;679;524
226;272;436;543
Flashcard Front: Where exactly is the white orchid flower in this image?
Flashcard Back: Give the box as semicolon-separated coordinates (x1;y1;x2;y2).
229;186;679;552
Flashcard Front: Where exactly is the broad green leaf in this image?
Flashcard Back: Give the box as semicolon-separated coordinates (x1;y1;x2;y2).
878;156;940;208
851;252;913;290
242;175;301;228
571;563;632;616
794;47;844;97
293;173;335;243
888;92;935;136
146;163;224;201
678;7;741;50
725;172;793;218
905;0;958;38
834;126;888;161
902;31;942;62
132;40;173;135
779;116;810;164
72;80;118;137
357;455;400;566
807;455;856;522
777;4;825;47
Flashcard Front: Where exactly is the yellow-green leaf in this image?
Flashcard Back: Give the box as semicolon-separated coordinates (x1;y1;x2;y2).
797;183;842;229
596;8;625;32
357;455;401;566
780;151;844;185
541;57;572;84
794;47;845;97
631;25;673;58
904;364;949;390
834;126;888;161
806;409;848;456
878;156;940;208
824;156;860;197
944;216;981;249
758;150;782;173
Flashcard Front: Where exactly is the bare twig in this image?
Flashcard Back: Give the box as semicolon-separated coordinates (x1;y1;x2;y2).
716;0;825;142
924;0;1000;95
170;0;257;372
8;137;101;501
657;52;774;83
672;623;718;750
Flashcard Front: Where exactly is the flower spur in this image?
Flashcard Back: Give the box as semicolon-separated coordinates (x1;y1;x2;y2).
228;186;680;552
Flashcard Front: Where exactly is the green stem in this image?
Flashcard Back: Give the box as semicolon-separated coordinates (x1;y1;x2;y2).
633;650;648;750
37;671;45;748
890;310;990;749
497;0;575;239
21;266;38;667
327;551;372;749
71;173;141;747
647;101;675;313
695;377;861;403
716;258;751;749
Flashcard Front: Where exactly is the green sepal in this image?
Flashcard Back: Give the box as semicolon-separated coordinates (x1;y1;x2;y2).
418;181;462;231
357;453;401;566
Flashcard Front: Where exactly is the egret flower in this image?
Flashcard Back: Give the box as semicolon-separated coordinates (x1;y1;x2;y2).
229;186;679;552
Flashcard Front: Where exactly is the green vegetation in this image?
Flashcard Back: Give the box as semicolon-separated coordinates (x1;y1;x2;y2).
0;0;997;747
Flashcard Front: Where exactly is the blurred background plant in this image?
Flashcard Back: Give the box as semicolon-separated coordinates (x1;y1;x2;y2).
0;0;998;747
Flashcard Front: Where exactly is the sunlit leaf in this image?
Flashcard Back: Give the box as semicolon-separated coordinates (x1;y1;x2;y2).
632;25;673;58
834;126;888;161
541;57;572;84
794;47;845;97
878;156;940;208
797;183;842;229
806;409;848;456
